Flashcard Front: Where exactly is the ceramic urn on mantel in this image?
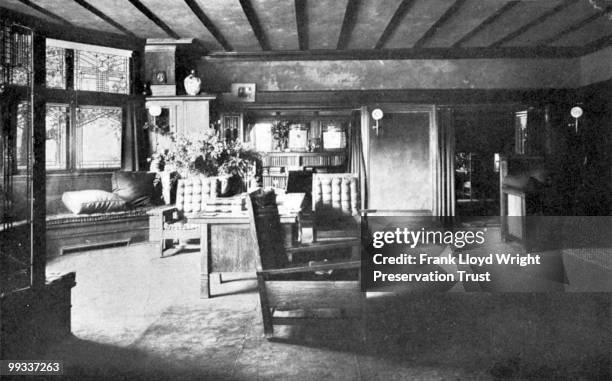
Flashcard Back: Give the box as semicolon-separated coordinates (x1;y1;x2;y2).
183;70;202;96
144;38;204;96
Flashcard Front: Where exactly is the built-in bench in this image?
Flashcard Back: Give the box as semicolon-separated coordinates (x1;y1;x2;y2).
45;207;157;257
44;171;174;258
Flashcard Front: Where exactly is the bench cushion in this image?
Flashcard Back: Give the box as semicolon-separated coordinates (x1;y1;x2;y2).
47;206;155;226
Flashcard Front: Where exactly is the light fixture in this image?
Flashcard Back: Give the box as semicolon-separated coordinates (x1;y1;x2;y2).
570;106;583;133
371;108;383;136
149;105;162;117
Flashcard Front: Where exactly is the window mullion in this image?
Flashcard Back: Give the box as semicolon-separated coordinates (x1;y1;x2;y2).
69;97;77;171
66;49;74;90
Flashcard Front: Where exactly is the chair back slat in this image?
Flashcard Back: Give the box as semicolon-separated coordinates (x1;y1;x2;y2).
175;176;219;214
246;189;289;271
312;174;359;229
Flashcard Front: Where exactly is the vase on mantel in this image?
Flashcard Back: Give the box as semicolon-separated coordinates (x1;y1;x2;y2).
184;70;201;96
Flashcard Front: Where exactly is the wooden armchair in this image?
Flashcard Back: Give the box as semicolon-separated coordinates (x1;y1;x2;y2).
155;176;220;257
246;188;364;339
312;173;360;241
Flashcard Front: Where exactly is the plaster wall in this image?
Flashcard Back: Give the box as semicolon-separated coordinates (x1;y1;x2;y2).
580;45;612;86
200;57;580;92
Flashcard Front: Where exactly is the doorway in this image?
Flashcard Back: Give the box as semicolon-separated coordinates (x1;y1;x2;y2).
453;107;515;217
367;106;437;214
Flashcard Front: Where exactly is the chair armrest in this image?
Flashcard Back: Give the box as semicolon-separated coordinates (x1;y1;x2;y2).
147;205;178;216
147;205;181;225
286;238;360;255
257;260;361;276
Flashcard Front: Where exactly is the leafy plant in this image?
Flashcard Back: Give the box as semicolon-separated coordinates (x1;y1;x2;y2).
271;120;291;149
152;131;261;185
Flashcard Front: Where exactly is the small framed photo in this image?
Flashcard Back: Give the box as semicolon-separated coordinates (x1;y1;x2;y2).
153;71;166;84
231;83;256;102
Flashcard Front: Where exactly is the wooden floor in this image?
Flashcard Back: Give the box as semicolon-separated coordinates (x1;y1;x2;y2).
39;242;612;380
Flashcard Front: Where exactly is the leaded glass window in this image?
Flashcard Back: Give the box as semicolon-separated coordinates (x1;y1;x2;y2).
76;106;122;168
45;104;68;169
16;101;30;169
46;46;66;89
0;24;32;86
74;50;128;94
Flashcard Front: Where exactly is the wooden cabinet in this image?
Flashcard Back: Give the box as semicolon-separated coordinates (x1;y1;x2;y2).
145;95;216;136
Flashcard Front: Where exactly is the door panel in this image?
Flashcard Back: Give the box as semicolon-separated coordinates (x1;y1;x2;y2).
368;110;433;212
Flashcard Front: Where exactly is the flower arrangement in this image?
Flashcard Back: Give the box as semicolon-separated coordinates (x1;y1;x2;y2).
159;131;219;176
271;120;291;150
151;131;261;193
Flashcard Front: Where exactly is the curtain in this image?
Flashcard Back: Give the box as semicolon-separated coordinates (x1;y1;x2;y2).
348;110;362;176
436;107;455;218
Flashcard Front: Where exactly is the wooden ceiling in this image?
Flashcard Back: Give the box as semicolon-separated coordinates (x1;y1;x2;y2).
2;0;612;58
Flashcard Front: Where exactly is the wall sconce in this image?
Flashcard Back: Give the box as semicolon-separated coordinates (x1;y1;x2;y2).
147;105;162;127
149;105;162;117
371;108;384;136
570;106;583;133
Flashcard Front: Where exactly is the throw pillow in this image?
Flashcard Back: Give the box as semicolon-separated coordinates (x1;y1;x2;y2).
111;171;163;207
62;190;127;214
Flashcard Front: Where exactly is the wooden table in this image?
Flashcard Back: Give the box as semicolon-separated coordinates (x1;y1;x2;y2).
190;193;305;298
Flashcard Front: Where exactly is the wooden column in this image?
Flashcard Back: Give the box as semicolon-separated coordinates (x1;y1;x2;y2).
31;33;46;289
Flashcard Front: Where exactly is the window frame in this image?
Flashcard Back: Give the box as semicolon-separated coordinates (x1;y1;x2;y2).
44;102;69;170
42;39;132;173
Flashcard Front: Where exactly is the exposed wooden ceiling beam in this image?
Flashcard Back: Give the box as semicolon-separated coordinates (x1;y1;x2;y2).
452;1;520;48
584;33;612;50
72;0;138;38
538;5;612;46
0;6;142;50
205;46;588;61
184;0;232;51
16;0;73;25
126;0;180;39
337;0;360;50
295;0;308;50
413;0;466;49
374;0;418;49
489;0;577;48
239;0;270;50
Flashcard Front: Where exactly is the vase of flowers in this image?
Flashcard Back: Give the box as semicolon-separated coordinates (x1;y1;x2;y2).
272;120;290;151
151;131;261;196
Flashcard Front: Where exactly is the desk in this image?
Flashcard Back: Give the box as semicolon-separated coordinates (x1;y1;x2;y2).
190;193;304;298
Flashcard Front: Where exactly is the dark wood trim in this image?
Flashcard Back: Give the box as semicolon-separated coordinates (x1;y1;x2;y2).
452;1;520;48
40;88;137;106
413;0;466;49
238;0;270;50
1;7;143;50
216;88;578;110
184;0;233;51
294;0;308;50
374;0;417;49
538;5;612;46
72;0;138;39
205;45;587;61
336;0;360;50
578;77;612;97
489;0;577;48
126;0;180;39
65;49;74;90
16;0;73;25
